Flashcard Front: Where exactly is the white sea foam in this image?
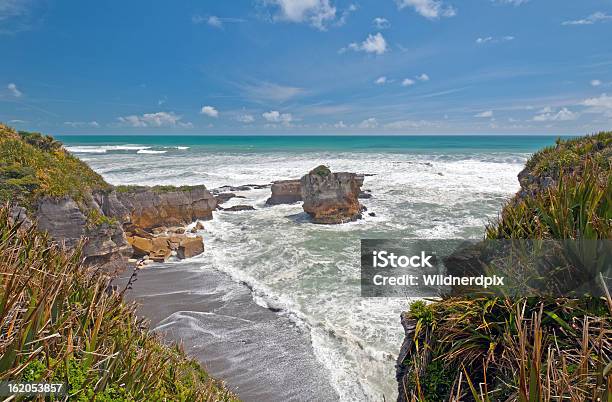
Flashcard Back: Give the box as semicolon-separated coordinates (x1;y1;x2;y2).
137;149;167;154
66;145;152;153
74;146;528;401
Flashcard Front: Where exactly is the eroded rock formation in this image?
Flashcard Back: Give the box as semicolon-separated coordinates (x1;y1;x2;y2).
116;185;216;229
300;165;364;224
265;179;303;205
34;194;132;273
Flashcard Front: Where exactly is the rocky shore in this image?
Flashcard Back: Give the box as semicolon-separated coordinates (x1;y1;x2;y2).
9;184;217;273
10;162;371;273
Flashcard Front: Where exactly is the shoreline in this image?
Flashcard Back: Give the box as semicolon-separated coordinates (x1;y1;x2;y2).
115;259;340;401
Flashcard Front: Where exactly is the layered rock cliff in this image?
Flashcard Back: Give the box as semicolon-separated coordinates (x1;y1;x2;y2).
0;124;216;272
35;194;132;273
301;165;364;224
265;179;302;205
115;185;216;229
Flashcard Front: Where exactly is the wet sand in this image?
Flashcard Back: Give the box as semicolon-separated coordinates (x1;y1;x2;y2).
116;261;339;402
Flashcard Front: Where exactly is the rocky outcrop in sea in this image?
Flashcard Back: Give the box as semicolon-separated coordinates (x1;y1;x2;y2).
301;165;365;224
265;179;302;205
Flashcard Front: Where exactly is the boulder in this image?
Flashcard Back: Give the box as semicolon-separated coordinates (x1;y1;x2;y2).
301;166;364;224
265;179;302;205
223;205;256;212
177;236;204;259
127;234;176;262
215;192;237;204
127;236;153;257
151;226;167;235
195;221;205;230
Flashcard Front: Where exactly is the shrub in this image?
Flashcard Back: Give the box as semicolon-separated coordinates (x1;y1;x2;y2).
401;133;612;401
0;123;111;210
0;204;237;401
309;165;331;177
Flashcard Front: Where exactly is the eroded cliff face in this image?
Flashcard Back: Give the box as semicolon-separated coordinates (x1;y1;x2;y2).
34;193;132;274
115;185;216;229
18;185;217;273
301;166;364;224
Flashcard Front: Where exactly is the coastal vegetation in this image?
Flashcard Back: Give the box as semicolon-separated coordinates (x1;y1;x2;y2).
0;204;237;401
0;123;235;400
400;132;612;401
0;124;111;210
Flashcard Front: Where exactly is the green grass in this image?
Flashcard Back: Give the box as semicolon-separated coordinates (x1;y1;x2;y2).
400;133;612;401
86;208;118;228
524;131;612;178
0;204;237;401
0;123;111;210
309;165;331;177
487;134;612;240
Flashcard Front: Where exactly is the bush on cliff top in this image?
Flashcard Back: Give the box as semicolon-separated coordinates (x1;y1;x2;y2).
524;131;611;178
487;132;611;240
0;123;110;209
401;133;612;401
0;204;237;401
309;165;331;177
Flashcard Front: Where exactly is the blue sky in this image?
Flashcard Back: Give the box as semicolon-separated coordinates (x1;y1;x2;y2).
1;0;611;135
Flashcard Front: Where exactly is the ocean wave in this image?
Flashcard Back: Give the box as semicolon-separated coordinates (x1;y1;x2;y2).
137;149;167;154
66;145;152;154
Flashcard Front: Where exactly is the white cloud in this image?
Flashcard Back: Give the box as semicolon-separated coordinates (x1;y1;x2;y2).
192;14;245;27
346;32;388;55
491;0;529;5
236;114;255;123
475;110;493;118
240;81;304;102
401;78;415;87
207;16;223;28
358;117;378;129
582;94;612;116
200;106;219;118
395;0;456;19
533;107;578;121
0;0;32;25
372;17;390;29
63;121;100;128
375;76;387;85
7;83;22;97
118;112;192;128
416;73;430;81
336;4;357;26
563;12;612;26
334;120;347;128
384;119;436;129
476;35;514;44
591;80;602;87
265;0;337;30
262;110;293;124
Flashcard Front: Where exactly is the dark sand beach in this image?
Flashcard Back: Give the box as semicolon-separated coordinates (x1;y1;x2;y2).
117;261;339;402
